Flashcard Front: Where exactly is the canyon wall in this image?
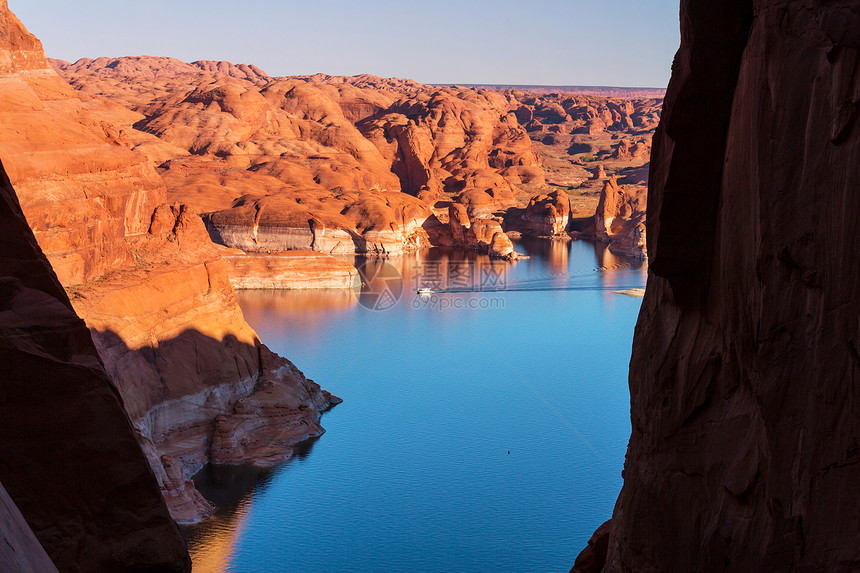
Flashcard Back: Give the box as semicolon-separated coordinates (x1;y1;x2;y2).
0;0;338;528
577;0;860;570
0;157;189;570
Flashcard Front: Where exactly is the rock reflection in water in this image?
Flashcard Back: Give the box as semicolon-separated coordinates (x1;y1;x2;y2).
183;438;320;572
517;236;570;273
239;288;358;315
349;248;515;297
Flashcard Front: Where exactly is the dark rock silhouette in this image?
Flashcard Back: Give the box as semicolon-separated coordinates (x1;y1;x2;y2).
575;0;860;570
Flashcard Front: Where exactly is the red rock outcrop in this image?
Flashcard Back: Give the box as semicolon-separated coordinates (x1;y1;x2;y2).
359;86;545;207
578;1;860;570
589;176;646;258
1;2;338;527
512;92;662;139
610;138;650;161
437;203;517;259
0;155;190;570
512;190;572;237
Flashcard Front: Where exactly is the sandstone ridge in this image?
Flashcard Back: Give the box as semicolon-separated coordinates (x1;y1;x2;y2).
53;58;660;259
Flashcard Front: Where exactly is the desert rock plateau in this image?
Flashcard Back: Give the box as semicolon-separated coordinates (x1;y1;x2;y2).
51;54;659;260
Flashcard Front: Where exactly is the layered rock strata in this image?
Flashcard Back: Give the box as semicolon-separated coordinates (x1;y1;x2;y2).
578;1;860;570
224;250;360;290
202;189;433;257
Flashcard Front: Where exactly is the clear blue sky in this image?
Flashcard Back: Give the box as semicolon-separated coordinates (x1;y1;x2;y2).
11;0;680;87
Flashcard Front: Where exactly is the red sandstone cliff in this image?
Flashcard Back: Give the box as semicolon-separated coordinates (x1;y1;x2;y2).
0;156;189;570
0;1;338;527
575;1;860;570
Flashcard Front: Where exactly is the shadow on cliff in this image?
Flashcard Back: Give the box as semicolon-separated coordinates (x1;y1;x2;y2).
87;325;265;421
84;323;337;526
192;435;321;511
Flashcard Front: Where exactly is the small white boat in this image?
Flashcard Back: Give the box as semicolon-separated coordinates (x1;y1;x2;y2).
417;287;434;297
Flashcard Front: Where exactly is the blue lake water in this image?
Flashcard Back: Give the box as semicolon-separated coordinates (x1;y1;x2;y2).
184;239;646;572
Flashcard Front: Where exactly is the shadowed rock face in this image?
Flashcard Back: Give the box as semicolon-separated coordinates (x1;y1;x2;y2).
0;157;190;571
578;0;860;571
0;481;57;573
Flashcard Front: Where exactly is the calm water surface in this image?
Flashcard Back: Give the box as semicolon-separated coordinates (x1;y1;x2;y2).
184;239;646;572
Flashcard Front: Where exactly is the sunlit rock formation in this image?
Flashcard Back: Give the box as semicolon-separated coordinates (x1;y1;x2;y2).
508;190;572;237
588;176;647;258
52;57;664;258
436;203;517;259
51;59;549;254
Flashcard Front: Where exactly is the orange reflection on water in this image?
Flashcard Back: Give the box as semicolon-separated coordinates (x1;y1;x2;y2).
590;241;648;304
187;497;252;573
238;288;358;314
592;242;620;271
543;240;570;274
